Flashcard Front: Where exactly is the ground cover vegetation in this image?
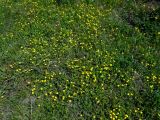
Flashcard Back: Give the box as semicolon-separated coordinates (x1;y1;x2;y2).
0;0;160;119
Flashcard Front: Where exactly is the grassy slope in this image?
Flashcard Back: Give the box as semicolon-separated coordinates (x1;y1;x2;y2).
0;0;160;120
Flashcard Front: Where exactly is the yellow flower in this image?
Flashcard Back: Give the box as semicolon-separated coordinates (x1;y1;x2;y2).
68;100;72;103
124;114;129;119
62;96;65;100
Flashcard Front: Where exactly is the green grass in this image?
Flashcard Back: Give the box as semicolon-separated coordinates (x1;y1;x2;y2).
0;0;160;119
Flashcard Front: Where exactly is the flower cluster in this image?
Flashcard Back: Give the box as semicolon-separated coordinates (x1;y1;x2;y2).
1;0;159;119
